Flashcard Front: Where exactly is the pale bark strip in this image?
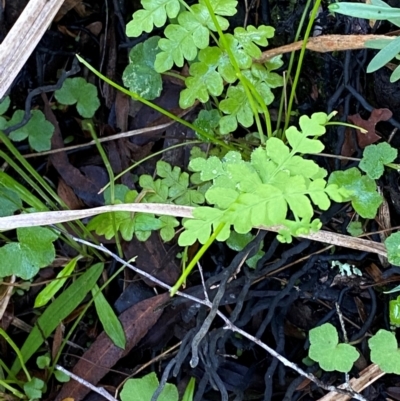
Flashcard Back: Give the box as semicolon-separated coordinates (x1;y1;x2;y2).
0;204;387;258
0;0;65;99
317;364;385;401
256;34;394;62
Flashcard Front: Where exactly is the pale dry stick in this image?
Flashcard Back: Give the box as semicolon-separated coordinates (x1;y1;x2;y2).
335;303;350;387
67;236;368;401
23;122;176;159
0;204;388;258
0;0;65;99
256;34;395;63
55;365;118;401
318;364;385;401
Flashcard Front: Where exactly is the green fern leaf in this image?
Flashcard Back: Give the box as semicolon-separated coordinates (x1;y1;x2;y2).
126;0;180;37
199;0;238;16
328;167;382;218
233;25;275;58
122;36;162;100
179;48;225;108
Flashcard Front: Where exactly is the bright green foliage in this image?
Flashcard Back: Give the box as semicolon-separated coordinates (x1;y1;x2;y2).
179;48;225;108
233;25;274;58
0;227;58;280
54;370;70;383
6;110;54;151
359;142;397;179
158;215;180;242
347;221;363;237
120;372;179;401
34;256;80;308
389;295;400;327
328;168;382;219
36;355;50;369
92;284;126;349
54;77;100;118
126;0;181;37
23;377;45;399
385;232;400;266
88;187;162;241
88;209;161;242
0;187;22;217
368;329;400;374
122;36;162;100
141;160;205;206
308;323;359;373
155;12;210;72
153;1;238;72
179;113;347;246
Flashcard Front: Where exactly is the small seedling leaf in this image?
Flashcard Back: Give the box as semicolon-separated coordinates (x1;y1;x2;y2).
347;221;364;237
123;36;162;100
92;284;126;349
309;323;359;372
328;167;382;218
389;296;400;327
126;0;181;38
54;370;70;383
359;142;397;179
7;110;54;151
36;355;50;369
24;377;45;399
120;372;178;401
368;329;400;374
55;77;100;118
0;227;58;280
385;232;400;266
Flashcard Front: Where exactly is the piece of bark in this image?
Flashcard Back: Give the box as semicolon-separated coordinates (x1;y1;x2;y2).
317;364;385;401
0;0;65;99
55;293;169;401
256;34;395;63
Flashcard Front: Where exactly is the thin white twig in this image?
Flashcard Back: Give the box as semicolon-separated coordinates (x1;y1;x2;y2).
55;365;117;401
68;235;368;401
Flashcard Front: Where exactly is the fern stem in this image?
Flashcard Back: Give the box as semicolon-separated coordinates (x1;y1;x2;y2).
277;0;312;135
76;55;233;151
170;222;225;296
283;0;322;135
99;140;201;194
200;0;267;144
85;122;123;258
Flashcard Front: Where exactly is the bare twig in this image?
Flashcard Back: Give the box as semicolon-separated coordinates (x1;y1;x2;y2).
55;365;117;401
256;34;395;63
0;205;387;258
68;235;369;401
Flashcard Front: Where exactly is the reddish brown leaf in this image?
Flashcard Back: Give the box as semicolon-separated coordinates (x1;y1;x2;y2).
347;108;392;148
55;293;169;401
57;178;84;210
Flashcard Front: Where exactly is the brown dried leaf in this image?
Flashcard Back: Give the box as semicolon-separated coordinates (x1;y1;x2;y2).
348;108;392;148
123;232;180;286
55;293;169;401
